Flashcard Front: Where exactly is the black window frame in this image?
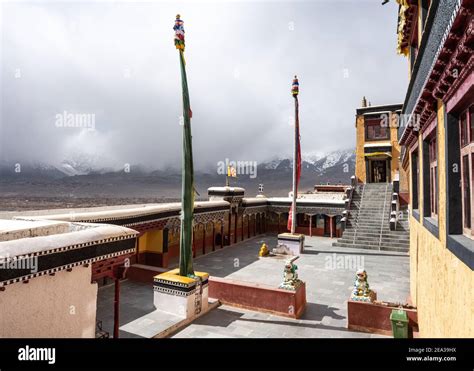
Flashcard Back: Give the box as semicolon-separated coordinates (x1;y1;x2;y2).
411;149;419;215
365;118;390;141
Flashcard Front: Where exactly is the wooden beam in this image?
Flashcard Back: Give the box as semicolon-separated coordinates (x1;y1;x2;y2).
329;216;334;238
248;214;251;238
220;223;224;249
234;213;238;244
212;223;216;251
309;214;312;237
114;278;120;339
203;225;206;255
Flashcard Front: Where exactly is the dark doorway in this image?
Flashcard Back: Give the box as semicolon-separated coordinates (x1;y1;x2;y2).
323;215;330;236
370;159;388;183
215;233;222;246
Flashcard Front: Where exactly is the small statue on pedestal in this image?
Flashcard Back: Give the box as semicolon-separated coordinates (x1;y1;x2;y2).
350;269;376;302
279;256;302;290
259;242;269;257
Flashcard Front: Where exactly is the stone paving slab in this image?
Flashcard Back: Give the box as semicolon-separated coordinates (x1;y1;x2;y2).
119;309;184;338
97;234;409;338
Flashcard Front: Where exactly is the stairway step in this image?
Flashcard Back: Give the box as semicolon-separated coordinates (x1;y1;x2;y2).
332;242;380;250
339;237;381;244
343;231;409;239
333;241;408;252
380;246;410;252
354;224;387;227
338;235;409;244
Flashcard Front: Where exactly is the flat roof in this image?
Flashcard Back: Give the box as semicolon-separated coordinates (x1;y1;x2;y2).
0;219;137;259
356;103;403;116
0;219;70;242
13;201;230;224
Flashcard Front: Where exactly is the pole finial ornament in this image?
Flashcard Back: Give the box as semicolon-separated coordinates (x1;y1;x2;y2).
291;75;299;97
174;14;185;51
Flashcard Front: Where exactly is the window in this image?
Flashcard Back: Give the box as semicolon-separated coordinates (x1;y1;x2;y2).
429;136;438;217
462;155;471;229
365;118;389;141
459;106;474;236
461;112;469;147
411;149;419;211
470;106;474;142
297;214;310;227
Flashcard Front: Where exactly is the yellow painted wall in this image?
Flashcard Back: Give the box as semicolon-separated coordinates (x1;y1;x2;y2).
139;230;163;253
390;112;401;182
355;111;402;184
355;115;366;183
409;217;474;337
400;164;410;194
408;101;474;337
437;100;447;245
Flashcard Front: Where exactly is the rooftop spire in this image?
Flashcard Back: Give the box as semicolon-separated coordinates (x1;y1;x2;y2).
361;96;367;108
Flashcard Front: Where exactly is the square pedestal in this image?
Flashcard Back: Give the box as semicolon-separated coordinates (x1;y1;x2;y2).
277;233;305;255
153;268;209;319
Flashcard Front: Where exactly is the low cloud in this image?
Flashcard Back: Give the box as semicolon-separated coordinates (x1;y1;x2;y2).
1;0;407;172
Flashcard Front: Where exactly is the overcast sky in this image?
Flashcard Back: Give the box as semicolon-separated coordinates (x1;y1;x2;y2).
0;0;408;172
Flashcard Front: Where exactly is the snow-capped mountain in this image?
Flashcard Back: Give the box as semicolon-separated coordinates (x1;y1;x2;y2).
260;149;355;174
263;158;287;170
0;149;356;199
311;150;354;171
250;149;355;193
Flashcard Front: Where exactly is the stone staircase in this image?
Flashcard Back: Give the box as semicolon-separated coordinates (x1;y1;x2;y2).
333;183;409;253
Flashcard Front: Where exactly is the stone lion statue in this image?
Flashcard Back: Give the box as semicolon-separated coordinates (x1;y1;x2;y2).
279;257;302;290
351;268;376;302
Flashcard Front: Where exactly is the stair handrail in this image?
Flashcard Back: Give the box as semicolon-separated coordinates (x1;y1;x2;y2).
390;192;400;231
378;183;389;250
390;174;401;231
352;183;365;245
341;176;356;232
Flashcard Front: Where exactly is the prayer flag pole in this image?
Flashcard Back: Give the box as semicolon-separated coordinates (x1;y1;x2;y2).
288;75;301;234
174;14;194;277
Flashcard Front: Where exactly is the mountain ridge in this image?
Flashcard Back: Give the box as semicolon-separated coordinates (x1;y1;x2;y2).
0;149;355;199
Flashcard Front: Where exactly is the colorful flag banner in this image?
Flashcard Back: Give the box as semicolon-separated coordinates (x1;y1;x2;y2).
227;165;237;178
174;14;185;51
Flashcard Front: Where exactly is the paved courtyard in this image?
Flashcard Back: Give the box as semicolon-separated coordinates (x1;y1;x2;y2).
97;235;410;338
173;235;409;338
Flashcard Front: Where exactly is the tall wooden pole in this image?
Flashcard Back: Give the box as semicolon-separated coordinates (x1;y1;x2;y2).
113;278;120;338
174;14;194;276
291;95;298;234
290;75;300;235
